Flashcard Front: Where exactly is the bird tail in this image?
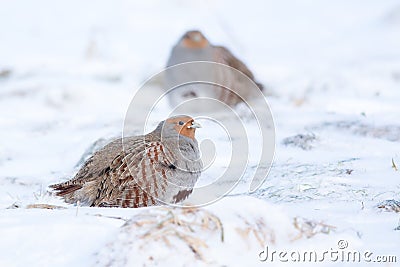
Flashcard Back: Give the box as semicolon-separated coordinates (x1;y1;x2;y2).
49;182;82;196
255;82;264;91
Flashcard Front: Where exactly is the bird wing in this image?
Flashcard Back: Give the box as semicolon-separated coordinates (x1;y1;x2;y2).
49;138;125;195
214;45;263;90
102;141;179;207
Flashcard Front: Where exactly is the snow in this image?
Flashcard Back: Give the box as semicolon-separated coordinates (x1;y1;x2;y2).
1;0;400;266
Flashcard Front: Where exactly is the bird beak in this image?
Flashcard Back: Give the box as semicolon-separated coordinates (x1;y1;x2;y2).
188;121;202;129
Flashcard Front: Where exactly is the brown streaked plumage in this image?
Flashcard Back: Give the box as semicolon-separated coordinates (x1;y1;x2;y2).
50;115;203;208
165;30;264;107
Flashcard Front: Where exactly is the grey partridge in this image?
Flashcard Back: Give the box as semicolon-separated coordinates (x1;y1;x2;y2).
50;116;203;208
165;30;263;107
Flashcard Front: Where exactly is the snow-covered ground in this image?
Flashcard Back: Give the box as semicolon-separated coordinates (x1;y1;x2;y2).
1;0;400;266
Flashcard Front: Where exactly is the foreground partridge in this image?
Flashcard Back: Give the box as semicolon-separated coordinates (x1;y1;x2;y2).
50;116;203;208
165;30;264;107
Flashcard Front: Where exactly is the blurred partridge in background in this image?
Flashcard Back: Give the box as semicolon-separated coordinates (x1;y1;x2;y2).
50;116;203;208
165;30;264;108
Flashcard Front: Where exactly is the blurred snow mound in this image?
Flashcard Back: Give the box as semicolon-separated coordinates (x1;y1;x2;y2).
95;196;335;266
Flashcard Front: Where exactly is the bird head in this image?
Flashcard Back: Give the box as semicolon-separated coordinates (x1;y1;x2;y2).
160;115;201;140
179;30;209;49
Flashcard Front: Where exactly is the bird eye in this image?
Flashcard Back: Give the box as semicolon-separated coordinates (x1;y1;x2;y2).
178;121;184;125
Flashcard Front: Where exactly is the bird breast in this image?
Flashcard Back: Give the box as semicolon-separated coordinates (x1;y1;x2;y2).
166;136;202;173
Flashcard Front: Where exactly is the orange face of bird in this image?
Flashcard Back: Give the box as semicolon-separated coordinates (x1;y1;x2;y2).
180;30;209;49
166;116;202;140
